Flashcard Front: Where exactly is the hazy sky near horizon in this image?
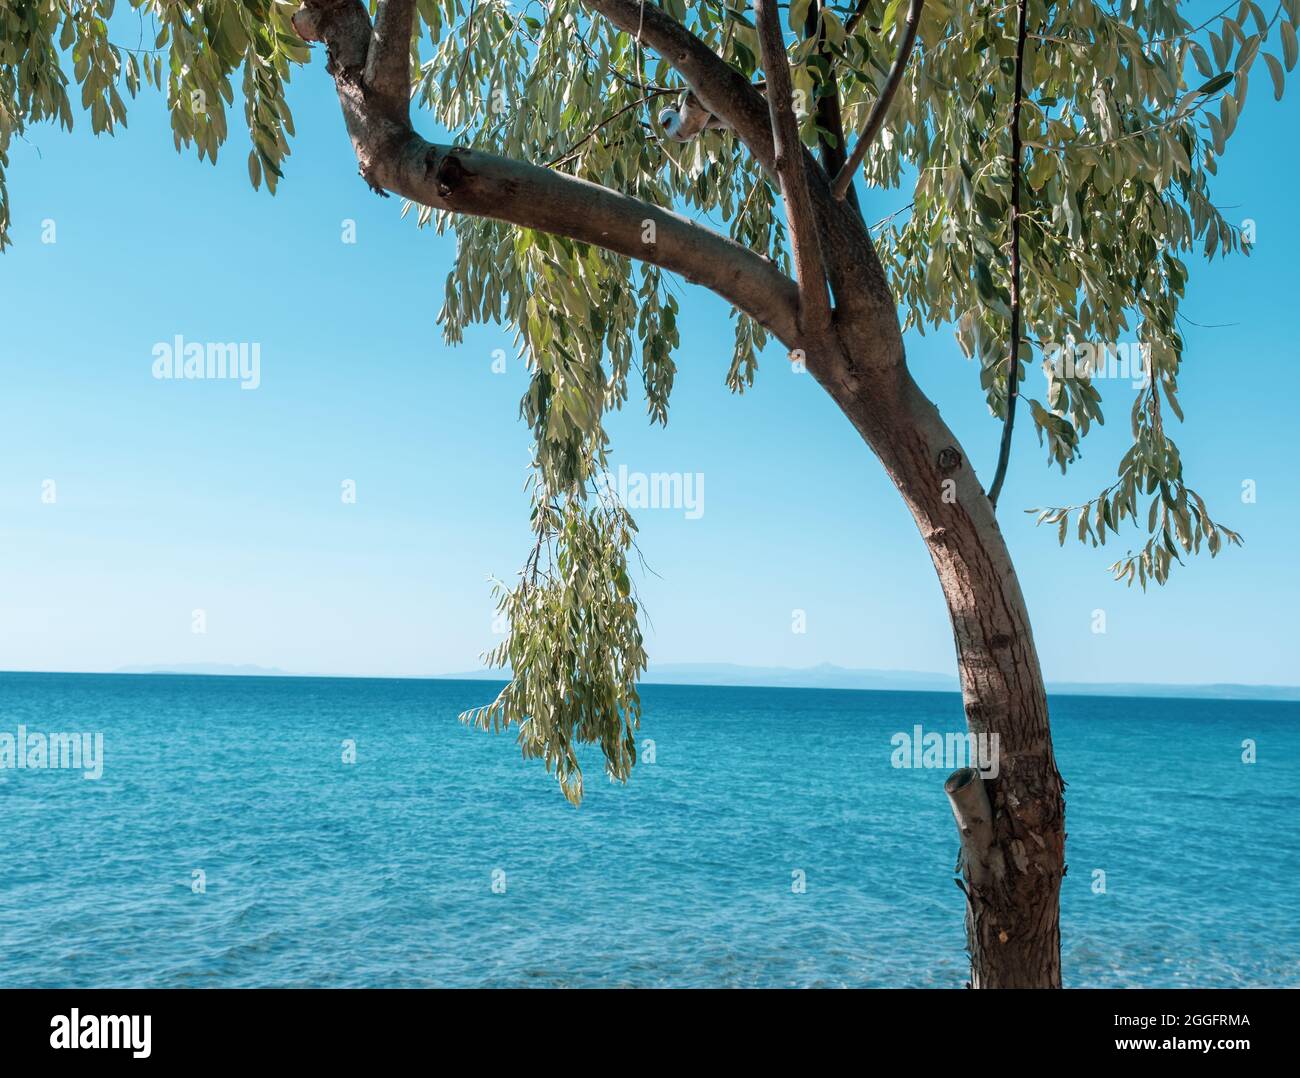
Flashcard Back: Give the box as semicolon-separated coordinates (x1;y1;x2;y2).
2;33;1297;686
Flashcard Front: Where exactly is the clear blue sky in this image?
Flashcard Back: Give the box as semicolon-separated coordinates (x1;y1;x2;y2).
1;43;1296;686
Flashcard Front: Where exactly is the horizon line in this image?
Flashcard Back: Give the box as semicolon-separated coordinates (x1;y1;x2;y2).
2;666;1298;703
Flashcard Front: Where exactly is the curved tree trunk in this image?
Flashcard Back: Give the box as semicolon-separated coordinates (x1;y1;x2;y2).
811;357;1067;989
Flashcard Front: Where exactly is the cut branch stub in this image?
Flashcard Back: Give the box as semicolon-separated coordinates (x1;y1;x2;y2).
945;766;994;890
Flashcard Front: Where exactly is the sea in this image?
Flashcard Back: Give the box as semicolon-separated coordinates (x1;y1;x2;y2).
1;672;1296;987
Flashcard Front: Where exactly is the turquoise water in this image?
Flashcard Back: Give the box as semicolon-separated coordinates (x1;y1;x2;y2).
1;672;1296;987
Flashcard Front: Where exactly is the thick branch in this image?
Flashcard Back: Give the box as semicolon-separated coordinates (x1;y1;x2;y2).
294;0;801;347
987;0;1028;511
831;0;924;201
399;143;801;345
754;0;830;333
582;0;778;175
365;0;418;119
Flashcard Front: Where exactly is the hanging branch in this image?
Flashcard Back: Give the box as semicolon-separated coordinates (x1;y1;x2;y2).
987;0;1029;511
830;0;925;201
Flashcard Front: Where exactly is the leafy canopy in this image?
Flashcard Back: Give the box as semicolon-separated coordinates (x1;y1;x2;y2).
3;0;1292;797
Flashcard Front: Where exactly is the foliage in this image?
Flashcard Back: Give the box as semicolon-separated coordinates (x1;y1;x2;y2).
466;486;645;805
2;0;1292;795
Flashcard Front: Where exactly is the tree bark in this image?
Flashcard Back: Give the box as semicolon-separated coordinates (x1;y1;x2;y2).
807;356;1066;988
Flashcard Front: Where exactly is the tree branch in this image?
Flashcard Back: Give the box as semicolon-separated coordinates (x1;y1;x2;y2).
755;0;831;333
582;0;778;175
365;0;419;119
547;89;673;167
986;0;1028;511
582;0;895;335
408;145;802;345
844;0;873;36
298;0;901;368
805;0;861;218
294;0;802;347
831;0;924;202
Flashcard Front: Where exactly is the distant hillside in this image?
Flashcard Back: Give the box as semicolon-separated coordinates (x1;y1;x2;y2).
1047;680;1300;702
114;663;297;677
103;661;1300;701
639;663;1300;700
640;661;959;692
445;662;1300;701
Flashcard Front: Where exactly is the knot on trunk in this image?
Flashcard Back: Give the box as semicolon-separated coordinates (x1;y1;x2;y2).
937;445;962;473
435;150;471;199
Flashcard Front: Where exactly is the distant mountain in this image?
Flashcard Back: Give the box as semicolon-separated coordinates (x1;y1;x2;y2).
442;661;1300;701
1046;680;1300;702
105;661;1300;701
640;661;958;692
114;663;298;677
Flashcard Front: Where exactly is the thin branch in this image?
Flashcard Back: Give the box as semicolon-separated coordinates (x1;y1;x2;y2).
365;0;418;118
831;0;924;201
755;0;831;333
805;0;861;218
843;0;873;36
869;200;914;232
545;89;673;168
987;0;1028;512
1176;311;1240;330
570;30;673;94
457;0;479;85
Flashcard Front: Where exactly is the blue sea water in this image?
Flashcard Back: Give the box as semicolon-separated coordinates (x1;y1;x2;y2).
1;671;1296;988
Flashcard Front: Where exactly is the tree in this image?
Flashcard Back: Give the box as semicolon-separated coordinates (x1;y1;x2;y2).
3;0;1292;988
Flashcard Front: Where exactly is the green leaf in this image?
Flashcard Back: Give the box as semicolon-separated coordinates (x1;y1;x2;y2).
1264;52;1286;98
1196;71;1235;95
1282;21;1299;70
